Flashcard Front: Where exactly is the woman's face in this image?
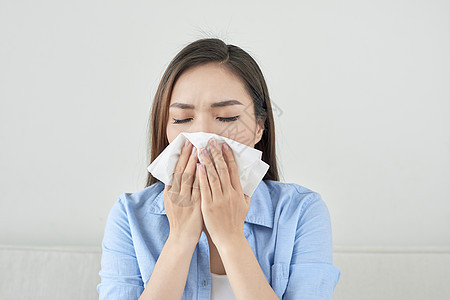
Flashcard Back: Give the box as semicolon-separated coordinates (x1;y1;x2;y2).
166;62;264;146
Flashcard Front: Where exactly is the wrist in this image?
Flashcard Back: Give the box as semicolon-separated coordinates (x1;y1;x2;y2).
214;232;247;253
168;232;200;249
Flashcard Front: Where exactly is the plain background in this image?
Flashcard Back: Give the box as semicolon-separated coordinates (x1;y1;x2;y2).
0;0;449;252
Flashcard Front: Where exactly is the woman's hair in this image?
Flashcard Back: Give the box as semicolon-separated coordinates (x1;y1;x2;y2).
145;38;279;188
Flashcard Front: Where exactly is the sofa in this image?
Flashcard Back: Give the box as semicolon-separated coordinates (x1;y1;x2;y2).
1;245;449;299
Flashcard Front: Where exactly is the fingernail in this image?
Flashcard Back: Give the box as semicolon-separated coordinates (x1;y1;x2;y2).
191;147;196;155
184;140;190;148
223;143;229;151
201;148;208;156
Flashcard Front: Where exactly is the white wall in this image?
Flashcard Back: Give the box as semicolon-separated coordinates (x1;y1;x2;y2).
0;0;449;251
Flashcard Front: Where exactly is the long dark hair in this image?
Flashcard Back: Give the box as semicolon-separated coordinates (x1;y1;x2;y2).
145;38;280;188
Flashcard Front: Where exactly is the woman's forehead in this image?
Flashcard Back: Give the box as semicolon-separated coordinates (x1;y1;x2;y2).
170;66;252;107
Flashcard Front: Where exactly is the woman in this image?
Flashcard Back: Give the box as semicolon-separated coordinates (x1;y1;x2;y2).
97;38;340;299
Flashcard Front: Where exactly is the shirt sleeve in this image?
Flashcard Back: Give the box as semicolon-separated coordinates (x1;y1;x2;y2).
97;196;145;300
283;192;341;300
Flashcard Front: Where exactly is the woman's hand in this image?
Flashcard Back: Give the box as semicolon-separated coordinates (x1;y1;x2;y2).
197;138;251;248
163;140;203;246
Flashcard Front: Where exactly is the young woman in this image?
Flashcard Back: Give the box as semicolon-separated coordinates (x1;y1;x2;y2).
97;38;340;300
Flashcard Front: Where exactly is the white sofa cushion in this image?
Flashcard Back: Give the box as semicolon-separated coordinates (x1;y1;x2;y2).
1;245;449;299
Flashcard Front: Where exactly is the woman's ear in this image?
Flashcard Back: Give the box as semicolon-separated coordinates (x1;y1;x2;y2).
254;120;265;145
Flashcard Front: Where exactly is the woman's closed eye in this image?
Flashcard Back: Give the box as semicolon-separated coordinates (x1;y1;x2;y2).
172;115;240;124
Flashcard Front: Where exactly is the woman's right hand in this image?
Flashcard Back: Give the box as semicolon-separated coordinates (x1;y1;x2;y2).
163;140;203;246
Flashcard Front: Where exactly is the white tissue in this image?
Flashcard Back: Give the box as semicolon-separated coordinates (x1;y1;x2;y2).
147;132;270;197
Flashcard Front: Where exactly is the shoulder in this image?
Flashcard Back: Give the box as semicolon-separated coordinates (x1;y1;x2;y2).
108;181;165;222
264;179;316;195
118;181;165;210
264;180;329;218
264;181;335;266
103;181;165;241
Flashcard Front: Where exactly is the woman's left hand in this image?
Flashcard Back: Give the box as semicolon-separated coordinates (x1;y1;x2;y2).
197;137;251;248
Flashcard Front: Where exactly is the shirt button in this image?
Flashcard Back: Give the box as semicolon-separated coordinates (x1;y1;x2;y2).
203;279;207;286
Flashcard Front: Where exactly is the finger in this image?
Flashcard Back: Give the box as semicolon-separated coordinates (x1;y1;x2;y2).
180;146;198;196
171;140;192;194
222;142;242;193
197;162;212;205
244;194;251;206
199;147;222;198
192;164;200;204
208;138;232;196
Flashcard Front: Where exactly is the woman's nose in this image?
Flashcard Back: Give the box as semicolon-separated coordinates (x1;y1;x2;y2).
188;120;215;135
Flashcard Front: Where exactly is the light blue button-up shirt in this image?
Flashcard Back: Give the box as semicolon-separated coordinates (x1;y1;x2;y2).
97;180;341;299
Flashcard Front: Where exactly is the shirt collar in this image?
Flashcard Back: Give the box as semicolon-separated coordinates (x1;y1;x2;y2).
148;180;274;229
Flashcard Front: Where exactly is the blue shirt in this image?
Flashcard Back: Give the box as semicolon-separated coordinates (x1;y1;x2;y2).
97;180;341;299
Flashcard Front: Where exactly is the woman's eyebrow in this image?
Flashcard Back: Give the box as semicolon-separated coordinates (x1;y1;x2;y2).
169;100;244;109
